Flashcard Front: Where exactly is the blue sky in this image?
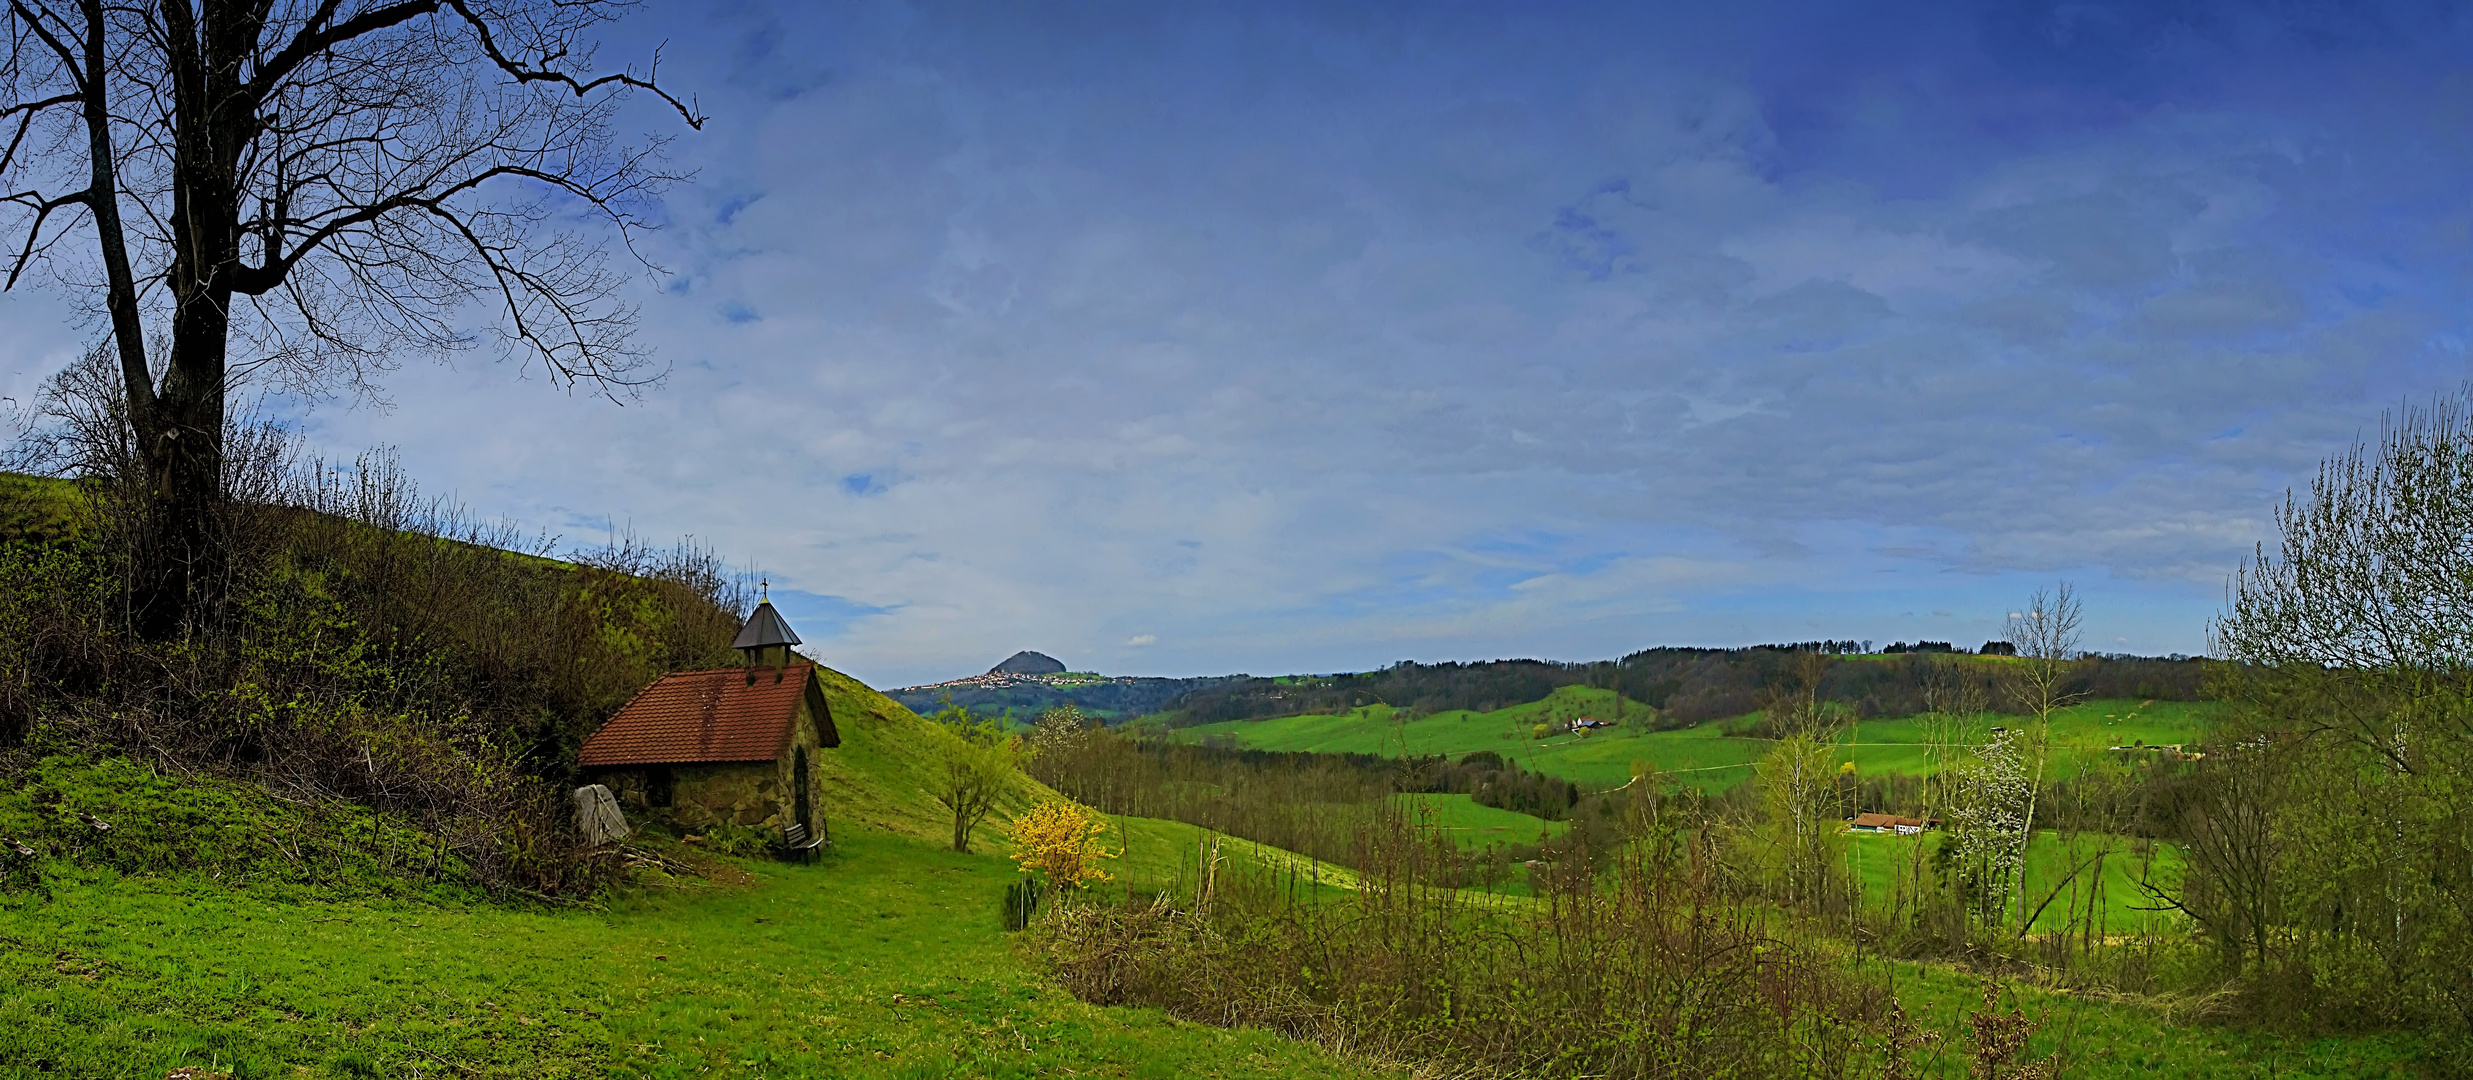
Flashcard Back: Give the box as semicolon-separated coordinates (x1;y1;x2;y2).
8;0;2473;687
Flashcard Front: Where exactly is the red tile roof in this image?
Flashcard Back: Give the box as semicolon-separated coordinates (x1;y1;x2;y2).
580;663;817;767
1848;812;1925;830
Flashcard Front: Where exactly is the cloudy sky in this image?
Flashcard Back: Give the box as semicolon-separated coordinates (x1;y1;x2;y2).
7;0;2472;687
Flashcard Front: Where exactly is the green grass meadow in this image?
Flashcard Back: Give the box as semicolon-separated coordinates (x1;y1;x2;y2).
0;819;2418;1080
1844;830;2188;936
1173;691;2219;793
0;824;1400;1080
0;664;2422;1079
1871;959;2423;1079
1395;792;1569;849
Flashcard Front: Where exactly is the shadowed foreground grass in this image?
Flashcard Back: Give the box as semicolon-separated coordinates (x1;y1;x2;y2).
0;826;1398;1080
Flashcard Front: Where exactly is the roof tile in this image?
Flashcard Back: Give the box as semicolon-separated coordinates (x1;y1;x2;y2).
580;663;814;767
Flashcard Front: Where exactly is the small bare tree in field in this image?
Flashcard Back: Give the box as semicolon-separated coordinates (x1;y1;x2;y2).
2005;584;2085;724
1897;657;1987;945
2001;582;2082;929
1752;649;1849;915
1;0;701;637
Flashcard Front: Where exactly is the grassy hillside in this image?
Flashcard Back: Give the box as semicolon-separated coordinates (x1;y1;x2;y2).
0;472;81;547
1396;792;1568;850
0;668;1398;1079
810;663;1037;850
1847;829;2189;935
2;665;2427;1078
1172;692;2219;792
0;828;1403;1079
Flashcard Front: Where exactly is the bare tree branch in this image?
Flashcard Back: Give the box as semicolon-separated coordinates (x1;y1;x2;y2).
0;0;699;633
444;0;701;129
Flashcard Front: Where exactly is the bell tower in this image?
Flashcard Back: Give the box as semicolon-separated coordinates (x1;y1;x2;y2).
732;579;804;683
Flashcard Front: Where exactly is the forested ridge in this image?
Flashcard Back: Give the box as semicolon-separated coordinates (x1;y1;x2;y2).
1157;648;2208;728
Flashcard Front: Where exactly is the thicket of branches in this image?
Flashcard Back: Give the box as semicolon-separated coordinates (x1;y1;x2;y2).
0;410;745;895
1024;717;1611;879
0;0;699;637
2186;389;2473;1036
1030;798;1899;1080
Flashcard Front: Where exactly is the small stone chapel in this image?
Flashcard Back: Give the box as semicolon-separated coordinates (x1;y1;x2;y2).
578;593;839;839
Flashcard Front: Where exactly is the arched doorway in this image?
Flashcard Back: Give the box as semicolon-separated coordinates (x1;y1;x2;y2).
793;746;811;834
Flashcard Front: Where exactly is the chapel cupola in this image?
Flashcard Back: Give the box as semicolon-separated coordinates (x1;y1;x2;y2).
732;579;803;682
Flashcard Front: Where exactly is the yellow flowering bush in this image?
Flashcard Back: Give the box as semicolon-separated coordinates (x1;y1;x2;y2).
1007;800;1115;888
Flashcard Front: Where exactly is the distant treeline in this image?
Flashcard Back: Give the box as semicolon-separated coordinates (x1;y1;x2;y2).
1157;648;2208;727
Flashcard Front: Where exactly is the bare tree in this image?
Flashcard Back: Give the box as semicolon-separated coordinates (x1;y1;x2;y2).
1753;650;1848;915
2218;389;2473;758
2005;584;2084;724
1;0;701;636
2001;582;2082;928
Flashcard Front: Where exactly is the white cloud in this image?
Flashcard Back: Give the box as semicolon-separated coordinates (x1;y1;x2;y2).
5;2;2455;686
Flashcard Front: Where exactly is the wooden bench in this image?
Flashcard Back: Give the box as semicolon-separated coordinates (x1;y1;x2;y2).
776;820;826;863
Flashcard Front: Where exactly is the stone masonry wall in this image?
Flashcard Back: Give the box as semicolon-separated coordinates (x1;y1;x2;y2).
670;762;783;829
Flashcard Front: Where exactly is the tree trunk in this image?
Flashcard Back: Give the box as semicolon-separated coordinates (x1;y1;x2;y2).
131;344;228;639
127;0;245;638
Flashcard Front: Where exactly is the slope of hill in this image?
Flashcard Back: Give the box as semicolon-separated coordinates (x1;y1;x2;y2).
1170;689;2219;791
0;661;1403;1078
814;662;1061;847
0;470;83;547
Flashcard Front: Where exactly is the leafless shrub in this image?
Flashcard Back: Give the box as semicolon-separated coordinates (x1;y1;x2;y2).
1032;802;1885;1080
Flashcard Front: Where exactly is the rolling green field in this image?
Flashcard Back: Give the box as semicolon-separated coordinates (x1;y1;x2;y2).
1871;958;2420;1079
1173;690;2218;793
1845;829;2187;935
4;661;2418;1079
1395;792;1569;850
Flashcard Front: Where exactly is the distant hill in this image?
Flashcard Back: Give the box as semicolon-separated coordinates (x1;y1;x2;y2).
891;669;1237;723
990;650;1066;675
